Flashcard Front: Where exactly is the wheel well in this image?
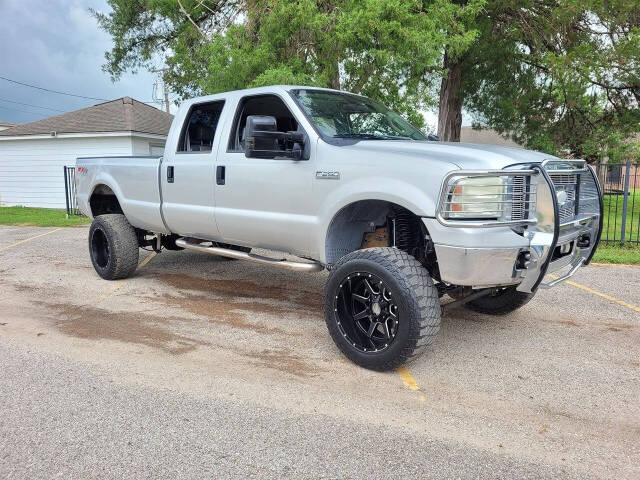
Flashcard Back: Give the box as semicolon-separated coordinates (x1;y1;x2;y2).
89;184;123;216
325;200;437;274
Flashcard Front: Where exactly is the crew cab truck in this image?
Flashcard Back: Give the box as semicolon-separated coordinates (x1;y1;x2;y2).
76;86;603;371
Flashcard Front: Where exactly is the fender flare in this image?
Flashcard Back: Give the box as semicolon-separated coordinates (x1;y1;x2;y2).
88;173;128;218
316;177;435;264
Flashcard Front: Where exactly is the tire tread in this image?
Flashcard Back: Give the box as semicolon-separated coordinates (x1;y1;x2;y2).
89;214;139;280
324;247;440;371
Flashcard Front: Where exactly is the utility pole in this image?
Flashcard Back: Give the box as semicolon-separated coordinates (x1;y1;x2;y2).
163;73;170;114
152;68;171;113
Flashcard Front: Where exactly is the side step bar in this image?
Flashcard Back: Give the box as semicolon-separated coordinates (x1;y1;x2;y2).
175;238;324;273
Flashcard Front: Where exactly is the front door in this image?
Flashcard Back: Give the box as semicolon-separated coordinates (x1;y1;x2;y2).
160;100;226;239
213;94;316;256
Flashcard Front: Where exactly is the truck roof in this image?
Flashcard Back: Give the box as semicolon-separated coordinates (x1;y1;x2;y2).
182;85;344;107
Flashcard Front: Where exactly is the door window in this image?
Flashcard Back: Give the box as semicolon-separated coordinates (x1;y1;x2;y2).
178;101;225;153
228;95;300;152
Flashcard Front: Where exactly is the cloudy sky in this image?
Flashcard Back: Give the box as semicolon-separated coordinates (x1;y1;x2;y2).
0;0;171;125
0;0;450;129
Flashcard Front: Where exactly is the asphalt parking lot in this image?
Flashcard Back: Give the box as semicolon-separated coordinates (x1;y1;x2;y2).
1;225;639;479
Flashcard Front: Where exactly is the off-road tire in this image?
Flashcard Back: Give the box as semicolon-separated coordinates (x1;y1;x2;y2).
89;214;139;280
324;247;440;371
464;286;534;315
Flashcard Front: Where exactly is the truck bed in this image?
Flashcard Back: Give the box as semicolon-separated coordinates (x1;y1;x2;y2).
76;156;168;233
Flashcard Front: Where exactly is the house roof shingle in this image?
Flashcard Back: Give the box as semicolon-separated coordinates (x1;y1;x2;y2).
0;97;173;137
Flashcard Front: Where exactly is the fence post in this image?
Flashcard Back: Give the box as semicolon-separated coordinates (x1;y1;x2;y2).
63;166;70;218
620;159;631;244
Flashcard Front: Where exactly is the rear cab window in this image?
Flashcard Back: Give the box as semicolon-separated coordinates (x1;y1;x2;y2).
177;101;225;153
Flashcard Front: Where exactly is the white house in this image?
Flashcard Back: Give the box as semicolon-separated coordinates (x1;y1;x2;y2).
0;97;173;208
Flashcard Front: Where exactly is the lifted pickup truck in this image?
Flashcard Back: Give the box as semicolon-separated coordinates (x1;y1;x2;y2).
77;85;603;371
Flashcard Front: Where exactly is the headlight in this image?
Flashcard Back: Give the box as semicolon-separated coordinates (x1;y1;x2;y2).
443;176;506;219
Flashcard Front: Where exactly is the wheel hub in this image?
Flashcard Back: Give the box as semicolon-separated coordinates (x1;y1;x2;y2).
334;272;400;353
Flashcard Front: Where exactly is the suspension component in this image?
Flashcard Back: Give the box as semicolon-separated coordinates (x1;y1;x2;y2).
391;207;421;253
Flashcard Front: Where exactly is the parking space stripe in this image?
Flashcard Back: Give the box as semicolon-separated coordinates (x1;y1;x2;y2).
397;366;420;391
0;228;62;252
96;252;157;303
549;274;640;314
137;251;157;270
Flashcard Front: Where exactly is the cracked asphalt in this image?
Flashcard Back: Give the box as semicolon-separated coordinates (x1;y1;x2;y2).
0;225;638;479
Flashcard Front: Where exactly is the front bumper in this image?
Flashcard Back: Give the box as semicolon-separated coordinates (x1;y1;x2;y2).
426;164;602;293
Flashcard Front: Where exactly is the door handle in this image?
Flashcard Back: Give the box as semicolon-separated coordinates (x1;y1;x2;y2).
167;166;174;183
216;165;225;185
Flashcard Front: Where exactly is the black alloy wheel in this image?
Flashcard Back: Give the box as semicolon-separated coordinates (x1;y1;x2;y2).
323;247;441;371
334;272;400;353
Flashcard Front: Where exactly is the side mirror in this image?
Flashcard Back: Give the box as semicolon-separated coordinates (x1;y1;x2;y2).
244;115;308;160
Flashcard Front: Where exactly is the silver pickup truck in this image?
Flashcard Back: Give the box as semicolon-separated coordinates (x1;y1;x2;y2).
76;85;603;370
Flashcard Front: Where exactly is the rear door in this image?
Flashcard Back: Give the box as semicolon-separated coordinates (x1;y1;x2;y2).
160;100;226;238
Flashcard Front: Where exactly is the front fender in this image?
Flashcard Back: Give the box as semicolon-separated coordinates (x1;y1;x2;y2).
316;177;436;264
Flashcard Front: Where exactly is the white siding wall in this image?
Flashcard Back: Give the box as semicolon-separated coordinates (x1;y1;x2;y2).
0;136;134;208
131;137;166;156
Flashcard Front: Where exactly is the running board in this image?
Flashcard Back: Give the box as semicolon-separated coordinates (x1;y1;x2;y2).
175;238;324;272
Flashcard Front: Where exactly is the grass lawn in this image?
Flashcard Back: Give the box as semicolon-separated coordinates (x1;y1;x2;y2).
0;207;90;227
592;243;640;265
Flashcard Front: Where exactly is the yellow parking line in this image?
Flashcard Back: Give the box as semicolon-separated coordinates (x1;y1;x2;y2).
137;251;157;270
0;228;62;252
97;281;124;302
397;366;420;391
548;274;640;313
96;252;157;302
397;366;426;402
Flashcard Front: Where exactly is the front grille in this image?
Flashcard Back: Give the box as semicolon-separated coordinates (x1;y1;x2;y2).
510;175;528;221
578;174;600;216
549;173;578;186
549;172;578;223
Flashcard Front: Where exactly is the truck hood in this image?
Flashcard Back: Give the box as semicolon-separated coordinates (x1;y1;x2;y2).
344;140;556;170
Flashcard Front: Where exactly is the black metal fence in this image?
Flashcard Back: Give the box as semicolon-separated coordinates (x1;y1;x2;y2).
63;166;80;217
593;161;640;244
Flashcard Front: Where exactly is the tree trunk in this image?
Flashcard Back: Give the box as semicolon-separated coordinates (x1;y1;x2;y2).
328;67;341;90
438;52;463;142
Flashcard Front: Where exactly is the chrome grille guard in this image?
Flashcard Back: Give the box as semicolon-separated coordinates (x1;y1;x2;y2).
516;161;603;293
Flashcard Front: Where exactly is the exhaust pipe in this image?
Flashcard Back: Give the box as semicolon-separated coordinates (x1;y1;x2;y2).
175;238;324;273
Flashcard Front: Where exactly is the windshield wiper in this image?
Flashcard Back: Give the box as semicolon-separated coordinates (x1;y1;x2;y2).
333;133;410;140
333;133;385;140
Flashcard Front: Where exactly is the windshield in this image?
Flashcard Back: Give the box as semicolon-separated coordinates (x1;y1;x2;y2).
291;89;426;141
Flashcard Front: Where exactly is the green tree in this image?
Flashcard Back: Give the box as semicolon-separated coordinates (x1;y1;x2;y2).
96;0;640;161
95;0;482;128
439;0;640;161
